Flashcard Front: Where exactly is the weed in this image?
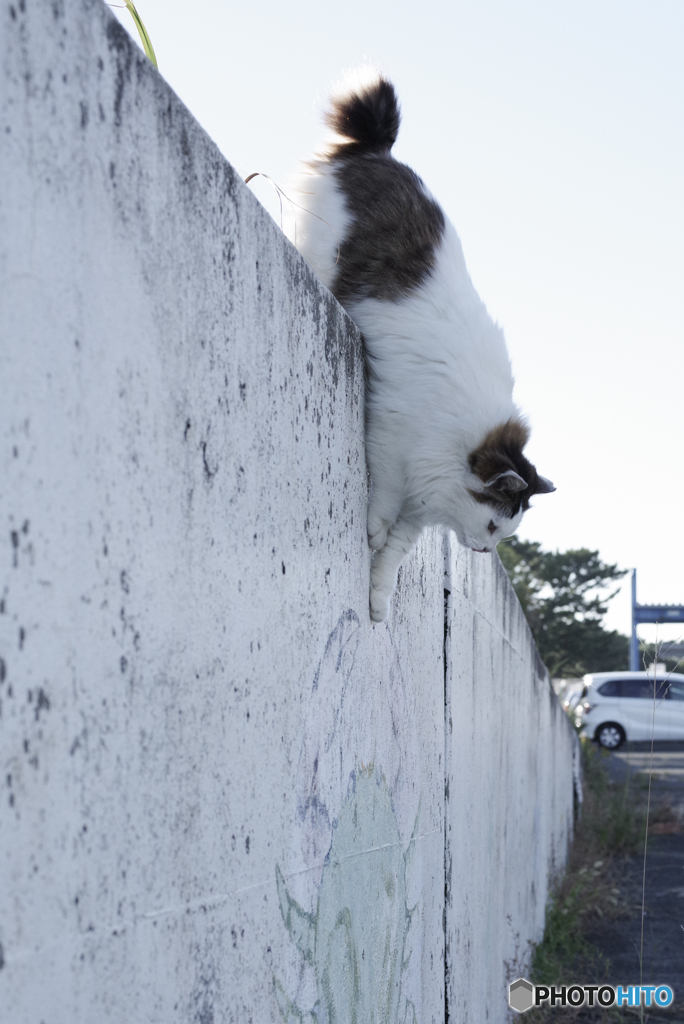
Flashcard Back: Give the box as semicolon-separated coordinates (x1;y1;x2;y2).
109;2;157;68
579;746;646;858
524;742;650;1022
124;2;156;67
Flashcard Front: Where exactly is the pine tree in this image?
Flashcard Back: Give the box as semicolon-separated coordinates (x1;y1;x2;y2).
498;537;628;677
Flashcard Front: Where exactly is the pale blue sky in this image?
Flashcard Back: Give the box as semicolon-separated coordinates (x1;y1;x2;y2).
113;0;684;639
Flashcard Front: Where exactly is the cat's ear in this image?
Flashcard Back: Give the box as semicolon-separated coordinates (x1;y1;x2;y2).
484;469;527;493
535;475;556;494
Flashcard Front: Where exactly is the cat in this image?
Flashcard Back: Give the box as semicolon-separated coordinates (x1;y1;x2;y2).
286;71;555;622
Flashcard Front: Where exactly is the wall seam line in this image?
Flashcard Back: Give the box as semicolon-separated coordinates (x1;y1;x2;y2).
443;530;453;1024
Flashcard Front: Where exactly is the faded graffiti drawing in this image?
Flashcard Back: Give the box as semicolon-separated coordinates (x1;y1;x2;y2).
273;610;421;1023
274;768;417;1024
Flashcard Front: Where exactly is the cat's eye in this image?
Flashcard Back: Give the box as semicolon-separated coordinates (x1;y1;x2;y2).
487;520;497;535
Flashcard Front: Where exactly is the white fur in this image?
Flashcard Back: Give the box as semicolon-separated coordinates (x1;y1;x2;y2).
289;158;525;623
285;161;352;292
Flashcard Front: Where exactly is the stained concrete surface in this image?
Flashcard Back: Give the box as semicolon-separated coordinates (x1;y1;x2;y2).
445;551;578;1023
0;0;577;1019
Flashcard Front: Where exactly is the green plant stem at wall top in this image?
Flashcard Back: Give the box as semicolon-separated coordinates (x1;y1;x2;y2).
123;1;158;68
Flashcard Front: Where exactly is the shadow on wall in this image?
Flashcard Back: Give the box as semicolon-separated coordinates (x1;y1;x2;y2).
273;611;421;1023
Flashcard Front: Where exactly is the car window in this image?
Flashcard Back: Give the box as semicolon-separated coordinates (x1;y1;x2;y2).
597;680;621;697
619;679;668;699
668;680;684;701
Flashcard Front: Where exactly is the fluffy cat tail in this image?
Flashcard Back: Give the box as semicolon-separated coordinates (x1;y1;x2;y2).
324;73;400;154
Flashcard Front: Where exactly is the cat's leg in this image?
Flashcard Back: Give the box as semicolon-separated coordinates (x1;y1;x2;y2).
369;517;421;622
366;470;404;551
367;499;403;551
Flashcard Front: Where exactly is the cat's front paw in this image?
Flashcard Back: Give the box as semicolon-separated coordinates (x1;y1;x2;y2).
368;528;388;552
369;586;390;623
367;516;389;551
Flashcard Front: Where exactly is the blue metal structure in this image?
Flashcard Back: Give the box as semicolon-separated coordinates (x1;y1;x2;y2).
630;569;684;670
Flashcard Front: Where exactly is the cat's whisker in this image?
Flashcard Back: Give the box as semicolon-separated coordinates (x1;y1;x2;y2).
244;172;289;237
245;173;340;268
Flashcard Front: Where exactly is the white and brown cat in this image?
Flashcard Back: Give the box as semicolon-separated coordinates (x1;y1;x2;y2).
287;71;555;622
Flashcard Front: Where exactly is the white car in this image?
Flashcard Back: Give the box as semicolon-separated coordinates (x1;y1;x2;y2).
562;688;584;715
575;671;684;749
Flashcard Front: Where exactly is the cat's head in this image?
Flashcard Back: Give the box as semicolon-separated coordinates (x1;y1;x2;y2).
456;418;555;553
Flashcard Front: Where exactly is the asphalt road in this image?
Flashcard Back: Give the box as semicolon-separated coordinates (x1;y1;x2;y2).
586;742;684;1013
605;742;684;811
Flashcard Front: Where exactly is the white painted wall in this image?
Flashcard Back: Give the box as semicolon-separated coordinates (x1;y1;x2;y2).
444;550;577;1021
0;2;577;1021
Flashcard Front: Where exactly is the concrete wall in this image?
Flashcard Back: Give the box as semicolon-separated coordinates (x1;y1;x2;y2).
444;551;577;1022
0;2;577;1021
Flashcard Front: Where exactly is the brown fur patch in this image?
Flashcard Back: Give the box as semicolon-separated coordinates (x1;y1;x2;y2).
332;156;445;304
468;418;542;516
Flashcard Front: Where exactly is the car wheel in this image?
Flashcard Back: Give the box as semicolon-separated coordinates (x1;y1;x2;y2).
596;723;626;750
